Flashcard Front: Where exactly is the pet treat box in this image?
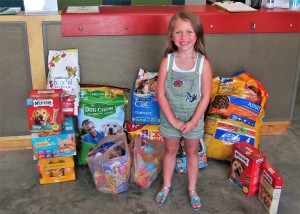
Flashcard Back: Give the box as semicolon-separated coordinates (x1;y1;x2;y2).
258;162;283;214
26;89;64;136
229;142;266;196
31;116;76;160
38;156;75;184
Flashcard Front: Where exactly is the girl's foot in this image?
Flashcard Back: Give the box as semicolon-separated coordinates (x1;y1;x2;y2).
154;186;173;206
189;190;202;211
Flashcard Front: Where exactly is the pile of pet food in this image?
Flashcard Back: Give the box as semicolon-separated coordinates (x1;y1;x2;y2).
25;49;283;213
228;142;283;214
128;68;208;174
27;49;80;184
204;71;282;214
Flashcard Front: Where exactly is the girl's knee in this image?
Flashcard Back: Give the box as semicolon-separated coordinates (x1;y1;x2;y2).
187;152;199;160
165;147;179;157
185;146;199;156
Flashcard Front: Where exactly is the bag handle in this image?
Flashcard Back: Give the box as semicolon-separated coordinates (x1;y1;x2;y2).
88;133;127;157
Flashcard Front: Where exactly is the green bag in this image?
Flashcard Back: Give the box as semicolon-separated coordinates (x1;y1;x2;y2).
77;140;97;165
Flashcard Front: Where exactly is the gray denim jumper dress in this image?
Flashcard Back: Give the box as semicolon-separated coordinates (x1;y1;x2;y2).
160;53;205;139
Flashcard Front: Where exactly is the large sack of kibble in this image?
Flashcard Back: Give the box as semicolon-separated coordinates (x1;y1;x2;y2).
204;71;268;161
132;68;160;125
77;86;128;165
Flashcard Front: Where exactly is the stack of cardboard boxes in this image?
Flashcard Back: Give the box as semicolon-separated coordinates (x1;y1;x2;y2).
229;142;283;214
26;89;76;184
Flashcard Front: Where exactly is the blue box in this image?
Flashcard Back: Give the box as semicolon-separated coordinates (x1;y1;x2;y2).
32;117;76;160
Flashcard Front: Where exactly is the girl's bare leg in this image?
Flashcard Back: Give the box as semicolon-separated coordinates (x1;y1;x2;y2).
155;137;180;204
184;138;201;209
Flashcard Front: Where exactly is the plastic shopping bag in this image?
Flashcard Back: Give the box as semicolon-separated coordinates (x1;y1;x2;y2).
131;134;165;189
87;133;130;194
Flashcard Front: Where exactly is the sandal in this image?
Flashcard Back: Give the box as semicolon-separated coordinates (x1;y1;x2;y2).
154;186;173;206
189;190;202;211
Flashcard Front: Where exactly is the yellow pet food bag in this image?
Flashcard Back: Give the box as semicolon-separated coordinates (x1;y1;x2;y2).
204;71;268;161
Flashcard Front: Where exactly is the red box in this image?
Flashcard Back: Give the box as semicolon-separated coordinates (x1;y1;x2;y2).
258;162;283;214
26;89;64;135
229;142;266;196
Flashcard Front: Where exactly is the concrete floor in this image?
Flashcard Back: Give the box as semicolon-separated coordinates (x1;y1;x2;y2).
1;97;299;214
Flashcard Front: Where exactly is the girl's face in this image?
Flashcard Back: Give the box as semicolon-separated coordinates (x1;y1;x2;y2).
172;18;196;52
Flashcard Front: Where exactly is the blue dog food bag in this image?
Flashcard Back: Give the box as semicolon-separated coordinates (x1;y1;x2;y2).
132;68;160;125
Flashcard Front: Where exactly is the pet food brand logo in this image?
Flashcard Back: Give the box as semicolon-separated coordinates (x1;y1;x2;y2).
263;170;273;185
135;97;151;108
35;141;50;147
35;139;56;148
234;150;249;166
137;97;150;101
90;90;105;98
219;77;233;84
53;77;68;87
247;102;261;114
84;103;116;119
33;99;53;107
26;98;33;106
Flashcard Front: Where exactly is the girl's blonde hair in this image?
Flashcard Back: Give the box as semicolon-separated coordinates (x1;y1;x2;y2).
163;11;207;58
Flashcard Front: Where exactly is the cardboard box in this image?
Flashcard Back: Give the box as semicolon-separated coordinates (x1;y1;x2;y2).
32;116;76;160
26;89;64;135
229;142;266;196
38;156;75;184
258;162;283;214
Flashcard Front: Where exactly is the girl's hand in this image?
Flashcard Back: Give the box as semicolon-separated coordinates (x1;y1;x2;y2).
181;121;197;134
171;118;185;130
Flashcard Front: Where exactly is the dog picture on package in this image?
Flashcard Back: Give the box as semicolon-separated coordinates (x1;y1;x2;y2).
102;122;123;136
231;158;244;183
31;107;52;125
229;142;266;196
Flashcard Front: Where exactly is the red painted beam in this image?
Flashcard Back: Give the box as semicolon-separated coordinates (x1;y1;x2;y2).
61;5;300;36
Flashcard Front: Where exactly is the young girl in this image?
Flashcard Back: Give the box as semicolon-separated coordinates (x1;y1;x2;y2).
154;11;212;211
